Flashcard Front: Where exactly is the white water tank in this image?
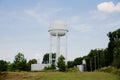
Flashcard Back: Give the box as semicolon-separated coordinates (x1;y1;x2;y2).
48;20;68;36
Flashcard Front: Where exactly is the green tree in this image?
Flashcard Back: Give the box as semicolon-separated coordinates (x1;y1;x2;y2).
0;60;8;72
107;28;120;65
107;28;120;68
104;48;109;66
74;57;83;66
57;55;66;71
67;61;74;68
87;49;107;71
50;64;56;70
44;64;56;70
13;52;27;71
8;63;16;71
28;59;37;64
112;40;120;68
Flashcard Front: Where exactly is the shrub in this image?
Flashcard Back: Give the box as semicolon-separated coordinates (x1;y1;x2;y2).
98;66;120;76
67;67;79;72
0;60;8;72
44;64;56;70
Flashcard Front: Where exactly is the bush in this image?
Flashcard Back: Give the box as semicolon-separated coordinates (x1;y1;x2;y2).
67;67;79;72
44;64;56;70
67;61;74;68
0;60;8;72
98;66;113;73
118;69;120;76
98;66;120;76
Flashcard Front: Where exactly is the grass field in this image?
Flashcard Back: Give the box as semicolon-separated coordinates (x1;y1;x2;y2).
0;71;120;80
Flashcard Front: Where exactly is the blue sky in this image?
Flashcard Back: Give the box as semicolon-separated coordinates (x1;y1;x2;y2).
0;0;120;63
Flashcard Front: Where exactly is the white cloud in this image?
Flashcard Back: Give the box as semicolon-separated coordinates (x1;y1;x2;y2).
97;2;120;12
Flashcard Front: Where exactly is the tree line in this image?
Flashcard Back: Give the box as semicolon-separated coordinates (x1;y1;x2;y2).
0;52;37;72
67;28;120;71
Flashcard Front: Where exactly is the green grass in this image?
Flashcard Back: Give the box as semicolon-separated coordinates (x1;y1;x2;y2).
0;71;120;80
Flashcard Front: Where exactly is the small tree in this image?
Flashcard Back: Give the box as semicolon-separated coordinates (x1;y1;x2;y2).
44;64;56;70
0;60;8;72
57;55;66;71
67;61;74;68
74;57;83;66
13;52;27;71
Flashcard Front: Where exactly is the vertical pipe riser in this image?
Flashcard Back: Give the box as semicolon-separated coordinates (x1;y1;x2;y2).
49;35;52;64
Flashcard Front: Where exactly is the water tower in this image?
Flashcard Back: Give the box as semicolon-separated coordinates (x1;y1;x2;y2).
48;20;68;65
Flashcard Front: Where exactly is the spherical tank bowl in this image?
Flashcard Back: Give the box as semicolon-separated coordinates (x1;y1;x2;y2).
48;20;68;36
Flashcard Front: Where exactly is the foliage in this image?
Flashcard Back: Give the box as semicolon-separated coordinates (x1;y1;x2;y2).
74;57;83;66
68;28;120;71
28;59;37;64
67;61;74;68
8;63;16;71
0;60;8;72
67;67;79;72
87;49;107;71
112;40;120;68
7;55;37;71
107;28;120;67
98;66;120;76
12;52;27;71
98;66;115;73
44;64;56;70
57;55;67;71
50;64;56;70
82;28;120;71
